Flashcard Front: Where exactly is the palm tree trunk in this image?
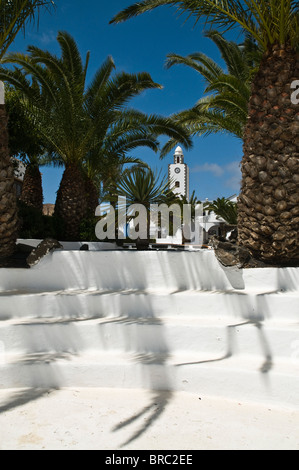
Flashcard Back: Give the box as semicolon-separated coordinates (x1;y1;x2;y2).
54;163;88;241
238;44;299;265
0;104;19;258
20;162;43;213
84;176;99;217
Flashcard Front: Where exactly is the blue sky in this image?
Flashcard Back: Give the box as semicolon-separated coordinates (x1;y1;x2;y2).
11;0;243;203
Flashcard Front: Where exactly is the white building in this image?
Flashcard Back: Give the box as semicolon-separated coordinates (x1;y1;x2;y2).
168;146;189;201
198;195;238;244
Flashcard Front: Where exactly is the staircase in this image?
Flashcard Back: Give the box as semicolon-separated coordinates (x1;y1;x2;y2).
0;249;298;408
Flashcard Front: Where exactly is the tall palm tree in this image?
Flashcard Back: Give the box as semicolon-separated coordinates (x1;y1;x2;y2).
0;96;19;257
1;33;96;240
1;31;192;240
0;0;55;258
6;85;45;212
111;0;299;265
19;160;43;212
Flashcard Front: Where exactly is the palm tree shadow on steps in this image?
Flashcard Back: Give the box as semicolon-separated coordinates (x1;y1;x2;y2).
104;294;174;448
174;281;275;376
175;319;273;375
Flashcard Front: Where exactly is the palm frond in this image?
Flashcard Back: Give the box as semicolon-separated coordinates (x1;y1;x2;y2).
204;73;250;99
2;53;59;105
204;30;251;80
116;166;170;206
56;31;85;83
165;51;223;83
205;196;238;224
95;71;162;114
161;30;253;148
111;0;299;49
0;0;56;58
84;55;115;112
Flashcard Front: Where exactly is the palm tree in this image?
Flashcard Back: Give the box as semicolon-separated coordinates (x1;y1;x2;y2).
94;158;151;241
205;197;238;225
116;166;171;245
0;96;19;257
1;31;192;240
19;160;44;212
84;109;188;214
0;0;55;258
111;0;299;265
92;155;149;209
6;85;45;212
1;33;95;240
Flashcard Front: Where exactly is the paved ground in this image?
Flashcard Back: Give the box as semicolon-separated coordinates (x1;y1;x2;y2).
0;387;298;450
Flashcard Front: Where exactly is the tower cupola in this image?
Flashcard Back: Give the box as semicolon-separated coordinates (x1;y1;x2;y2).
174;146;184;164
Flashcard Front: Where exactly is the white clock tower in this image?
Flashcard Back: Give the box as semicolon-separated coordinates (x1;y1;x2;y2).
168;146;189;201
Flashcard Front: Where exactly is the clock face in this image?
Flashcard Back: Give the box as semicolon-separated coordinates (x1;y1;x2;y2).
175;167;181;174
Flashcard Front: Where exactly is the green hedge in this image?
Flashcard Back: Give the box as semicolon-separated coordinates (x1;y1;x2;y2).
17;201;63;240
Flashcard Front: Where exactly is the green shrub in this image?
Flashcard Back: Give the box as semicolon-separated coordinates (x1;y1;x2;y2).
79;217;99;242
17;201;62;240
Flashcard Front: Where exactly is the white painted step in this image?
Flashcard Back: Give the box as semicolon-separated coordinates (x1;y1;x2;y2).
0;251;298;294
0;290;298;321
0;315;298;360
0;250;298;411
0;351;298;408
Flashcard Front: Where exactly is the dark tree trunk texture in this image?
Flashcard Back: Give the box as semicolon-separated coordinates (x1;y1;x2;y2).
20;163;43;213
238;44;299;265
84;176;99;217
0;104;19;258
55;163;88;240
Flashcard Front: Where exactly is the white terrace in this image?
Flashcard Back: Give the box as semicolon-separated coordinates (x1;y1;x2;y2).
0;246;298;449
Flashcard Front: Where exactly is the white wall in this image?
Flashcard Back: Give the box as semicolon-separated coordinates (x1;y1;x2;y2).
3;249;299;294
